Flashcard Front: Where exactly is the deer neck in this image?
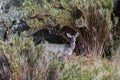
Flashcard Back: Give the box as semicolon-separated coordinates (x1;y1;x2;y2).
70;40;75;49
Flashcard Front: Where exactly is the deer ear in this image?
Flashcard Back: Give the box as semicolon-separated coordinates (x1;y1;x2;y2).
66;33;72;38
75;32;79;37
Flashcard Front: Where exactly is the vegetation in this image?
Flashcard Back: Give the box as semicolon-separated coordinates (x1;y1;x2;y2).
0;0;120;80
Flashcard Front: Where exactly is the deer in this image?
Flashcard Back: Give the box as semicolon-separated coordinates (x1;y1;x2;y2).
42;32;79;60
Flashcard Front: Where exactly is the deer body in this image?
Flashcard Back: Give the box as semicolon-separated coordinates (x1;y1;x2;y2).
43;43;72;55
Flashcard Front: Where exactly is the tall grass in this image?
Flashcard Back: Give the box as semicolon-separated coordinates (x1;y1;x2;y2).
0;0;120;80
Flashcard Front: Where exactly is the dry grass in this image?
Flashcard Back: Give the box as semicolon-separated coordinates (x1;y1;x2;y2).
0;0;120;80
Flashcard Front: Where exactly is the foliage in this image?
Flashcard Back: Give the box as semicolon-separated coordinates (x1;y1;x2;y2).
0;0;120;80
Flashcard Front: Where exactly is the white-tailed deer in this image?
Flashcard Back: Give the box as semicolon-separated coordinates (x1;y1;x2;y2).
42;32;79;60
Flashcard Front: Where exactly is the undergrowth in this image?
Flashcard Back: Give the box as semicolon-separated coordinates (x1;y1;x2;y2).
0;0;120;80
